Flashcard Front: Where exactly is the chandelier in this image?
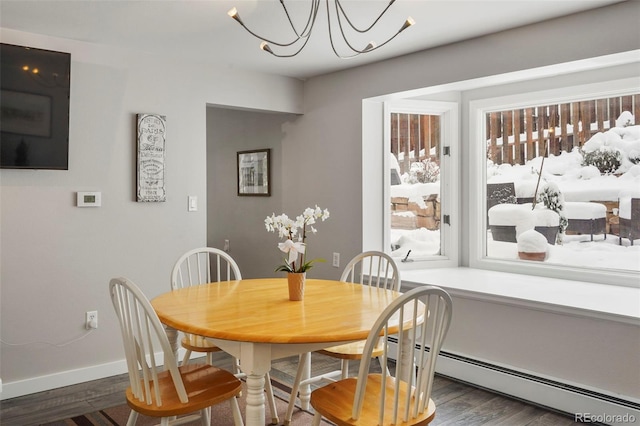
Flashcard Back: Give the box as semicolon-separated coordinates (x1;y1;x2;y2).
227;0;415;59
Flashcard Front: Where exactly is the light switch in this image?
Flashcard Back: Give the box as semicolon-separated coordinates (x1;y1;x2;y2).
188;196;198;212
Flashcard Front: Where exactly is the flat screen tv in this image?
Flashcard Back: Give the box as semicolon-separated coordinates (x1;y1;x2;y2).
1;43;71;169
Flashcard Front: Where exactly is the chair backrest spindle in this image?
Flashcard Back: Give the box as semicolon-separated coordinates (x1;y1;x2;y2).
351;286;452;424
171;247;241;290
340;250;400;292
110;277;189;407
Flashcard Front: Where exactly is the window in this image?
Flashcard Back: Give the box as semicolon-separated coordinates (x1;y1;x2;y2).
469;78;640;286
383;100;459;268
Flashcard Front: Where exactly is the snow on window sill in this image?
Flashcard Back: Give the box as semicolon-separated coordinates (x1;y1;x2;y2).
400;267;640;325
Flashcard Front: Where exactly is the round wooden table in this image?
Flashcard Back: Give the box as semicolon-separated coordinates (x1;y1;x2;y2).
151;278;403;426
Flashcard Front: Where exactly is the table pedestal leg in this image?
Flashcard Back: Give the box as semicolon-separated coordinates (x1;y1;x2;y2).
399;330;416;384
299;353;311;410
164;326;179;362
244;373;266;426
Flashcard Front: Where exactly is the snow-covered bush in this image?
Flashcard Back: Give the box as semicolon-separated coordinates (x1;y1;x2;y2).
616;110;635;127
576;165;603;180
581;148;622;174
581;112;639;173
628;149;640;165
404;159;440;184
536;182;568;241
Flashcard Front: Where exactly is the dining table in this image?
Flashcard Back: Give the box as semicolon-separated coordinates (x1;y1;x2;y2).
150;277;414;426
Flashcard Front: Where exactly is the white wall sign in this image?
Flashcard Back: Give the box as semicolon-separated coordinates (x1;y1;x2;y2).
136;113;166;202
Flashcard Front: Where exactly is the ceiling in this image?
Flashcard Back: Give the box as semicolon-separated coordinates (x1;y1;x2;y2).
0;0;625;80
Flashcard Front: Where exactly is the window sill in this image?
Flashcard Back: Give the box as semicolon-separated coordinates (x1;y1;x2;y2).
401;267;640;325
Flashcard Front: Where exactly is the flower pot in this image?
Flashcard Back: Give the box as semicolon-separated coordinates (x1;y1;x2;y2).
287;272;306;301
518;251;547;261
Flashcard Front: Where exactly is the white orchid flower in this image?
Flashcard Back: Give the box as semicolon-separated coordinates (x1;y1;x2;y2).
278;239;306;264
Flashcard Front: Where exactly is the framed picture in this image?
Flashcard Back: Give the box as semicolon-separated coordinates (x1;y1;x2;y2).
237;149;270;196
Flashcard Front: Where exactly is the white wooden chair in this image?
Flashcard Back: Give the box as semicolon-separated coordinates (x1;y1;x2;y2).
285;251;400;425
109;277;244;426
309;285;453;426
171;247;279;425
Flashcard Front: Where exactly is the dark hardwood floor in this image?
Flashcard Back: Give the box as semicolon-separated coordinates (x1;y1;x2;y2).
1;352;581;426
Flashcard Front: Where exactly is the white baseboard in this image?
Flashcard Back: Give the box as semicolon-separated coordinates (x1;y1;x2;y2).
4;347;639;426
1;359;128;400
388;342;640;426
0;349;188;401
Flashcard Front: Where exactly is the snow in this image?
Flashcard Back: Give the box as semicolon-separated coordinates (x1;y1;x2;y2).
517;229;549;253
390;112;640;273
564;202;606;220
488;203;535;236
619;189;640;219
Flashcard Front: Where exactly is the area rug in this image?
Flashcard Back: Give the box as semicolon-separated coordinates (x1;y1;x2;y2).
41;377;333;426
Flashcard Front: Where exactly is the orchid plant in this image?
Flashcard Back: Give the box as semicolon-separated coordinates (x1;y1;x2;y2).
264;205;330;273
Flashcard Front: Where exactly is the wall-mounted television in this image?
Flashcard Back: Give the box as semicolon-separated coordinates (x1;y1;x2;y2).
0;43;71;169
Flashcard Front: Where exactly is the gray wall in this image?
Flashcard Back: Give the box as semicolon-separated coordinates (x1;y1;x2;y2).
206;108;298;278
203;0;640;404
1;0;638;404
0;29;302;396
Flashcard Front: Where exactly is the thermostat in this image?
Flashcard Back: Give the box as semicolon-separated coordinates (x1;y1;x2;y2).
77;191;102;207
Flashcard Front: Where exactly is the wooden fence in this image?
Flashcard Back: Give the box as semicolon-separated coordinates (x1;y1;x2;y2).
390;94;639;170
390;113;440;174
487;94;640;165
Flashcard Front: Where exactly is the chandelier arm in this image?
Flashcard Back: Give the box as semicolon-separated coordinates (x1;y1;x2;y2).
280;0;319;39
335;0;395;33
326;0;362;59
361;28;404;52
234;19;302;47
230;0;414;58
262;32;315;58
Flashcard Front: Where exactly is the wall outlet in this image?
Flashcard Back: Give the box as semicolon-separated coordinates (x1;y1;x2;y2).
224;239;230;252
85;311;98;329
332;252;340;268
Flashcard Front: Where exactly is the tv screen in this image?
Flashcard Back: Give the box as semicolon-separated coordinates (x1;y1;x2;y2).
1;43;71;169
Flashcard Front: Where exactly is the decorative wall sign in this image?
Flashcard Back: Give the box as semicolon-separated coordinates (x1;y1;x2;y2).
237;149;270;196
136;113;166;202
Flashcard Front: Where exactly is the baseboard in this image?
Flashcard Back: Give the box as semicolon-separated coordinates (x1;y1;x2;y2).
389;340;639;426
5;347;640;426
1;359;129;401
0;348;188;401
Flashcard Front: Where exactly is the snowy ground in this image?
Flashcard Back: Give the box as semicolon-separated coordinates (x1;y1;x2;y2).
391;120;640;273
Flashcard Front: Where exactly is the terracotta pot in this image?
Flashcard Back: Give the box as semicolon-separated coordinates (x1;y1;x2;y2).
287;272;306;301
518;251;547;261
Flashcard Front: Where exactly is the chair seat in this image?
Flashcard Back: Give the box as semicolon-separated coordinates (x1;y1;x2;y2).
310;374;436;426
317;339;385;360
125;363;242;417
181;334;223;353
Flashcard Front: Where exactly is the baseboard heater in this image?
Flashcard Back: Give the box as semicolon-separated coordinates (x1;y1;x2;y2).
387;337;640;425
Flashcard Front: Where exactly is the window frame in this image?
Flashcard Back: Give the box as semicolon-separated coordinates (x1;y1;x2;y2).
382;99;460;269
468;77;640;287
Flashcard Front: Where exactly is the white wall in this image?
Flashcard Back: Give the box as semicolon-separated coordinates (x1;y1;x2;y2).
0;29;302;398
